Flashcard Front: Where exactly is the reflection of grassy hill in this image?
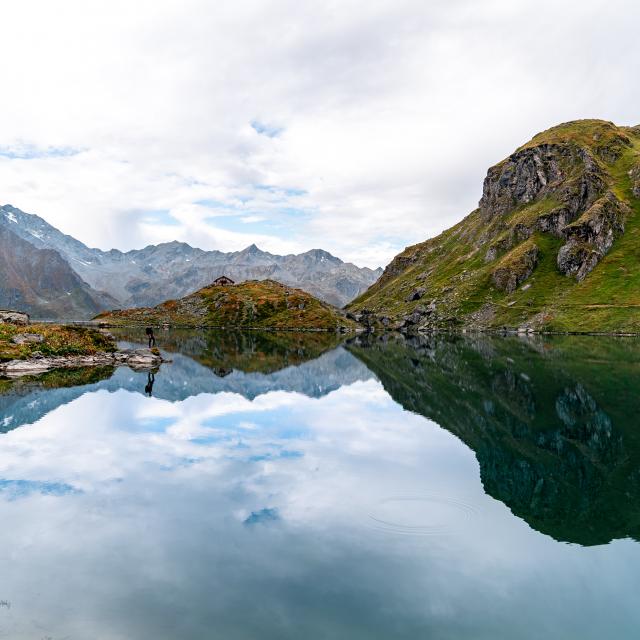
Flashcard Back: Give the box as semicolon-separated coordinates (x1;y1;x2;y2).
348;333;640;545
97;279;356;331
110;327;344;375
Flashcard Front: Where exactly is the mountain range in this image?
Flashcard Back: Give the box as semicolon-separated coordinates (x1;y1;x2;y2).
0;204;382;319
348;119;640;333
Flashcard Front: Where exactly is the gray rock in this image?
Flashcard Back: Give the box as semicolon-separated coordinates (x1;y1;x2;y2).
630;164;640;199
406;287;426;302
0;348;164;377
0;310;29;325
11;333;44;344
491;243;540;293
557;192;629;280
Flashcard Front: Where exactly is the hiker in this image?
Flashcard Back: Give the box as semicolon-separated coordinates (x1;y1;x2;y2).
145;327;156;348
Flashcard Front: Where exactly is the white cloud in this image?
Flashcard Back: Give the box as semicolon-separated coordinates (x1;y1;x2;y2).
0;0;637;268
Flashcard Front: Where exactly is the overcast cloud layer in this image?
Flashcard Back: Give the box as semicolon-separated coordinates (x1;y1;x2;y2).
0;0;638;268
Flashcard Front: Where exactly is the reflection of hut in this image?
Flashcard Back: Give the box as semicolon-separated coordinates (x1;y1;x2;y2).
213;367;233;378
213;275;234;286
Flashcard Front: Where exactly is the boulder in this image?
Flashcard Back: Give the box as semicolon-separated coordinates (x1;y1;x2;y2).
0;310;29;326
406;287;426;302
11;333;44;345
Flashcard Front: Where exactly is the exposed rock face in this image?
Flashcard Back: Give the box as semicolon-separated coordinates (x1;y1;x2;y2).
480;145;567;218
630;163;640;199
491;241;540;293
557;193;629;280
0;310;29;325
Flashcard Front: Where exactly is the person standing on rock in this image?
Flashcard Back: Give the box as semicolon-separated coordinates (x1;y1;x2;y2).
145;327;156;348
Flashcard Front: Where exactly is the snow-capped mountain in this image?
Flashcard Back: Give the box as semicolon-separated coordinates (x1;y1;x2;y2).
0;204;382;318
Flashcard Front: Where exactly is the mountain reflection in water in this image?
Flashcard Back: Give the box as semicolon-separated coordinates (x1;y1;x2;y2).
349;333;640;546
0;329;639;638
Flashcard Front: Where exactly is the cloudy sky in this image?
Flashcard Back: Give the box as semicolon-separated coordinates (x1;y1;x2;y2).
0;0;638;268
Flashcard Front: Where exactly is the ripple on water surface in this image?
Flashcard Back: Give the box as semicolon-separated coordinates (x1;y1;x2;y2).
367;494;479;536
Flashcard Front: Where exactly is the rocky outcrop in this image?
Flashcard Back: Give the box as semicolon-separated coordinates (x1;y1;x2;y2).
0;310;29;325
479;144;608;221
557;192;629;280
630;163;640;199
0;348;164;377
480;145;566;218
491;241;540;293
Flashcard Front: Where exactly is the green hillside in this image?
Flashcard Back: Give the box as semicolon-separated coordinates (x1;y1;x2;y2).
348;120;640;333
96;279;356;331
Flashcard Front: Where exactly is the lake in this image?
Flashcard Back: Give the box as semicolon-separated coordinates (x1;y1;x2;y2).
0;328;639;639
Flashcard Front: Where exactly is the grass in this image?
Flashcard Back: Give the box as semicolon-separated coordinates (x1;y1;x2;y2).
0;323;116;363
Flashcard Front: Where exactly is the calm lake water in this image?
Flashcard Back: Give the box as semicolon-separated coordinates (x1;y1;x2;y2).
0;329;639;638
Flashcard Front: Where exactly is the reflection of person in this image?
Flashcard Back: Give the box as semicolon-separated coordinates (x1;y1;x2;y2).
145;327;156;348
144;372;155;396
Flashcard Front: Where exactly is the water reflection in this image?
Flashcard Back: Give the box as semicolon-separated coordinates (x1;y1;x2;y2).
348;333;640;546
0;330;371;430
0;330;638;637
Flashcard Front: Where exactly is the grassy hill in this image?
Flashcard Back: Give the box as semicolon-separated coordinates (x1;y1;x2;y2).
348;120;640;333
95;279;356;331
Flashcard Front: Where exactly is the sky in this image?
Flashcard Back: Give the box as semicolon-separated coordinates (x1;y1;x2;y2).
0;0;638;269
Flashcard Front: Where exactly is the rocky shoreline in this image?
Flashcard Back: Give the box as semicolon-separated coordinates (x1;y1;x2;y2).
0;348;166;377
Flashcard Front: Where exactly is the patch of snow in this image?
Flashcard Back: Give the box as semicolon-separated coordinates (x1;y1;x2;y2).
73;258;93;266
4;211;17;223
1;416;13;427
29;230;43;239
